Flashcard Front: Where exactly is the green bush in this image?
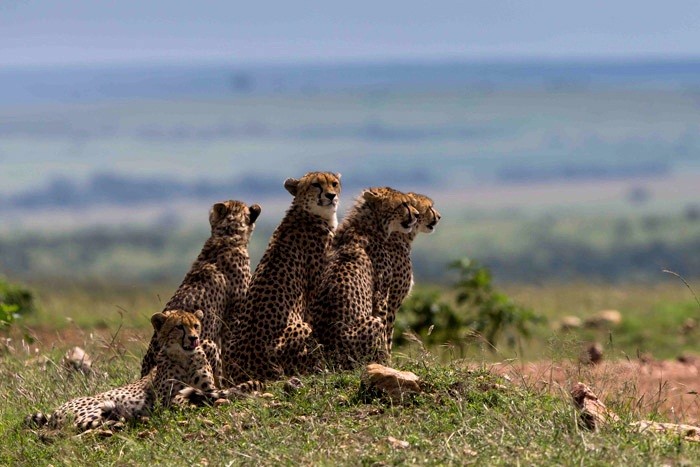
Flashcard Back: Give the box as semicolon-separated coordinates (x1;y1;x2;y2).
0;277;36;330
396;258;544;352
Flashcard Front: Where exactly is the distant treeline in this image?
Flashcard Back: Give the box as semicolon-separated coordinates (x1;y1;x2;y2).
2;212;700;284
497;160;670;183
3;169;435;209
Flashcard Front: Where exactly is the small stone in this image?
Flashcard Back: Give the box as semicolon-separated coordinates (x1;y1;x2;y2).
570;382;620;430
559;316;582;331
584;310;622;328
682;318;697;334
361;363;422;403
677;353;700;365
284;377;304;394
387;436;409;449
137;429;155;439
62;346;93;374
580;342;604;365
632;421;700;442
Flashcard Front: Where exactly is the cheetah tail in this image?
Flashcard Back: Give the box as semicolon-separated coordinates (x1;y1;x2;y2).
178;380;264;406
24;412;49;428
234;379;265;394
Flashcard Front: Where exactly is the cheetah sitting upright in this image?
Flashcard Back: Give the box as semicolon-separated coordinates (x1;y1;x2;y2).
222;172;341;384
27;310;240;432
141;200;261;385
384;192;441;355
308;187;419;370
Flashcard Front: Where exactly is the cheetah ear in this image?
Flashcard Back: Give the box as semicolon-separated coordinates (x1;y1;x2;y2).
210;202;228;225
284;178;300;196
151;312;167;332
335;172;342;180
362;189;381;204
248;204;262;224
194;309;204;321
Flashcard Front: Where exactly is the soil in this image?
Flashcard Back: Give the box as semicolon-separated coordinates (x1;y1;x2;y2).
7;326;700;424
489;356;700;425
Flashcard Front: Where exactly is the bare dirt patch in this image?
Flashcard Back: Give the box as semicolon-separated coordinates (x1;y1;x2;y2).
490;357;700;424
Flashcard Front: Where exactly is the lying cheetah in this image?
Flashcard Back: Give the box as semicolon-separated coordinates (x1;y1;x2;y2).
27;310;248;432
309;187;419;369
141;200;260;383
384;192;441;354
223;172;341;384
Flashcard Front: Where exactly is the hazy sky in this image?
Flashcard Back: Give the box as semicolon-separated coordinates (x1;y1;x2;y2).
2;1;700;66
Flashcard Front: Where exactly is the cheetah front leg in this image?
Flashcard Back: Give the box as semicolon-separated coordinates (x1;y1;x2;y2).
199;339;223;388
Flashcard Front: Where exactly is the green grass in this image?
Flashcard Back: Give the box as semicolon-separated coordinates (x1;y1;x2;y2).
505;282;700;361
3;349;700;466
2;281;700;465
12;280;700;361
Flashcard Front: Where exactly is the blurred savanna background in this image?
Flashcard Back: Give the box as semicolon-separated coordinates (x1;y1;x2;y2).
3;0;700;443
3;1;700;357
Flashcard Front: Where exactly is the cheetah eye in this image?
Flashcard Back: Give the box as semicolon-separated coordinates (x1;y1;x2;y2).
177;324;185;331
331;181;338;188
311;182;322;188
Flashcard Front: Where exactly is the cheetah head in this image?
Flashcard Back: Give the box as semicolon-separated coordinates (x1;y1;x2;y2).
209;200;261;242
362;187;419;235
151;310;204;355
284;172;342;228
408;192;441;234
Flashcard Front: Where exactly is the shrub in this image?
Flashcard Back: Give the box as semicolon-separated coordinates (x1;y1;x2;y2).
396;258;544;352
0;277;36;330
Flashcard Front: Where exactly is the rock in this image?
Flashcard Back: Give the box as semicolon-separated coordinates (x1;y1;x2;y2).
284;377;304;394
360;363;421;403
580;342;604;365
632;421;700;442
559;316;582;331
387;436;409;449
677;353;700;365
62;346;93;374
584;310;622;328
571;382;700;443
681;318;697;334
570;382;620;430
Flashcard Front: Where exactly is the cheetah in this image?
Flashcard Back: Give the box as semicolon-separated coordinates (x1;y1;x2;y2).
384;192;441;354
27;310;248;432
223;172;341;384
141;200;261;384
308;187;419;369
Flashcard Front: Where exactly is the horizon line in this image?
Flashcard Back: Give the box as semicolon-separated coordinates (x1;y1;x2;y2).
4;53;700;71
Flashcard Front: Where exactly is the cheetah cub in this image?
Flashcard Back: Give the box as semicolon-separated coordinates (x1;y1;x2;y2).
309;187;419;369
223;172;341;383
141;200;260;384
27;310;235;432
383;192;441;354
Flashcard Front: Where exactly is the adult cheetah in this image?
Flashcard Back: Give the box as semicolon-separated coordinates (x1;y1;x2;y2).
141;200;260;383
384;192;441;354
27;310;247;432
223;171;341;384
308;187;419;369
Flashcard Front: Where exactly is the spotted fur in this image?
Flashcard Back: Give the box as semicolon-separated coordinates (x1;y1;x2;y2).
309;187;419;369
26;311;249;432
223;172;341;384
384;192;441;354
140;200;260;385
